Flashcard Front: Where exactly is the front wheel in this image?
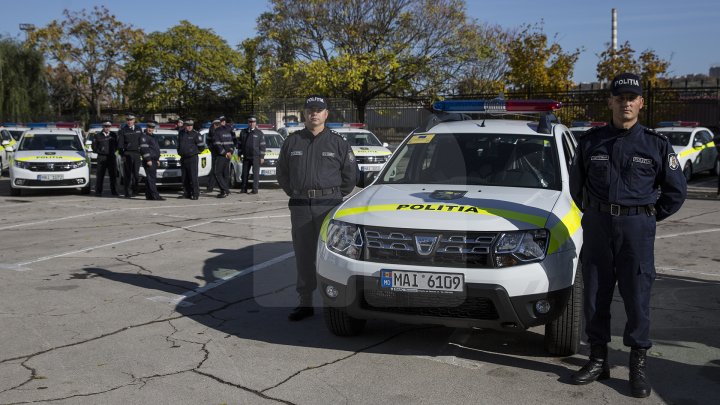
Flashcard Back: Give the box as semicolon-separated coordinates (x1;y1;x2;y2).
324;306;366;336
544;263;583;356
10;186;21;196
80;183;91;195
229;165;239;189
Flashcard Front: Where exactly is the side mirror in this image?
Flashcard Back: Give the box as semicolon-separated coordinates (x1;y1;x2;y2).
3;143;13;152
693;141;704;148
382;142;389;148
1;140;9;146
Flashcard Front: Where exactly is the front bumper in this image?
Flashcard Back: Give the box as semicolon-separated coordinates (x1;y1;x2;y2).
11;167;90;189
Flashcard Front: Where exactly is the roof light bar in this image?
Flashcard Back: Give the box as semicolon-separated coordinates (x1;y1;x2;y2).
26;122;54;128
55;122;80;129
326;122;366;128
233;124;249;130
158;123;176;129
657;121;699;128
432;99;562;114
257;124;274;130
571;121;607;128
284;122;300;127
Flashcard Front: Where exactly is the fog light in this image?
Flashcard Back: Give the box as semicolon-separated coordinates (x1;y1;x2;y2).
535;299;551;314
325;285;339;298
15;179;25;185
76;178;85;184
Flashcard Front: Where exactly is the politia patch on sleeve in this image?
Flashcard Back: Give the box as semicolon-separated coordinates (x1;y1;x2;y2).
668;153;679;170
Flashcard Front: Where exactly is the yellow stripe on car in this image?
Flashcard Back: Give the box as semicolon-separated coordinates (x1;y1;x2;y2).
679;142;713;158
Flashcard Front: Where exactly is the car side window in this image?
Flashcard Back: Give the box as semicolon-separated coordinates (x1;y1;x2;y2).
560;130;575;170
1;130;12;142
699;131;712;144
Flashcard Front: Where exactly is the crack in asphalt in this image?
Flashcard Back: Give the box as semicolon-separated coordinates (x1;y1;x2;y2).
2;382;141;404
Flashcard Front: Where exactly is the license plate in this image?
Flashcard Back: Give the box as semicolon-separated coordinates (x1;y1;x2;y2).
380;270;464;293
361;164;383;172
38;174;64;181
260;168;276;176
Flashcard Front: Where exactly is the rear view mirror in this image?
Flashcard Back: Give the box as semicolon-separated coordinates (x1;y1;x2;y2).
382;142;389;148
693;141;703;148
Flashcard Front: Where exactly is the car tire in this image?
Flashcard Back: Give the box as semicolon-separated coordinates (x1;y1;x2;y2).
683;162;693;182
10;185;21;196
80;183;91;195
230;165;239;189
324;306;366;336
544;263;583;356
713;159;720;176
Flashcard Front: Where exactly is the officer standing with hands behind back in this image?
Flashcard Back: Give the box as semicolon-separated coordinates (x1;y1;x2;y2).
117;114;144;198
139;121;164;201
239;116;266;194
277;96;357;321
569;73;687;398
212;116;235;198
178;119;205;200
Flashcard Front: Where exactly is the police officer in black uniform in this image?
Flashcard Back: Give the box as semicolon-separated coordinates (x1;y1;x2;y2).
569;73;687;397
92;121;119;197
117;114;144;198
139;121;164;201
278;96;357;321
239;116;266;194
178;119;205;200
212;117;235;198
206;117;221;193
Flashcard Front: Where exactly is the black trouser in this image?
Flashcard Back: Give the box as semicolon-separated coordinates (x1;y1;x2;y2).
213;155;230;193
241;158;260;192
143;161;161;200
122;152;141;197
581;208;657;349
289;196;343;299
181;155;199;198
95;154;117;195
207;155;216;191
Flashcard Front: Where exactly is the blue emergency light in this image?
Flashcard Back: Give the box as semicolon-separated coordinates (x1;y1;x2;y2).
657;121;699;128
432;99;562;113
571;121;606;128
233;124;249;130
284;122;300;127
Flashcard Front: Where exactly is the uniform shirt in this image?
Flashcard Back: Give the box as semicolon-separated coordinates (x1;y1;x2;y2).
570;122;687;221
277;127;357;198
212;126;235;156
139;131;160;162
117;124;143;154
240;127;266;159
92;130;117;156
178;129;205;157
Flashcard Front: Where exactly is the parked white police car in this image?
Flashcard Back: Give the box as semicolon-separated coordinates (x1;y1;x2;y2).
229;124;284;187
568;121;606;140
317;99;584;355
654;121;718;180
10;127;90;196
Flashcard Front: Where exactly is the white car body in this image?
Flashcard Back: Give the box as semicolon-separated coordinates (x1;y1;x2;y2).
654;124;718;179
329;126;393;175
132;129;212;186
10;129;90;195
317;102;584;355
0;128;19;172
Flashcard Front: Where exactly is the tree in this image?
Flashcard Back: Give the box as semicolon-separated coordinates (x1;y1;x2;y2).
596;41;669;85
125;21;242;117
258;0;483;122
455;24;516;95
506;23;581;92
29;6;143;118
0;37;48;121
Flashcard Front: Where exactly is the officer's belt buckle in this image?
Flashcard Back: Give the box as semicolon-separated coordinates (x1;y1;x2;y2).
307;189;317;198
610;204;621;216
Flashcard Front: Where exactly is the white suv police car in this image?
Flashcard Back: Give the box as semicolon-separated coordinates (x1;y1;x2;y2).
327;123;392;185
317;99;584;355
654;121;718;180
10;128;90;196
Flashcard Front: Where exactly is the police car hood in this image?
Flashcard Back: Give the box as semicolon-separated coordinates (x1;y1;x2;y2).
351;145;392;156
333;184;561;231
159;148;180;159
264;148;280;159
14;150;86;162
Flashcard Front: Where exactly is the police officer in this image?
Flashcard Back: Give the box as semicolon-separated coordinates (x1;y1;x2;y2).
178;119;205;200
117;114;144;198
175;119;184;132
569;73;687;397
92;121;119;197
139;121;164;201
239;116;266;194
212;116;235;198
206;117;221;193
277;96;357;321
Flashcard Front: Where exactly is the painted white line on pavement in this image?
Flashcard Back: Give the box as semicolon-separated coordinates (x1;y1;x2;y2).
656;267;720;279
0;210;121;231
147;251;295;307
656;227;720;239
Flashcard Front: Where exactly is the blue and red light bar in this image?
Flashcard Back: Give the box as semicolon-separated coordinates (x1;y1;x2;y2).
657;121;699;128
432;99;562;113
284;122;301;127
571;121;607;128
326;122;366;128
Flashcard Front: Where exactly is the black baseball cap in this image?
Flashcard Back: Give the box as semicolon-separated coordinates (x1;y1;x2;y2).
248;116;257;122
611;73;642;96
304;95;327;110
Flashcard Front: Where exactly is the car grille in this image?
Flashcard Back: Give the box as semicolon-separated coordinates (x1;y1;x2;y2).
262;159;277;167
164;161;181;168
23;162;76;172
364;226;498;268
22;179;84;186
361;287;499;320
355;155;387;164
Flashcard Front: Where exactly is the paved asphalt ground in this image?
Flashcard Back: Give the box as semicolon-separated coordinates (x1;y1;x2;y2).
0;173;718;405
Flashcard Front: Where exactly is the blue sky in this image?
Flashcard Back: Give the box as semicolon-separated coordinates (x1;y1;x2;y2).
3;0;718;83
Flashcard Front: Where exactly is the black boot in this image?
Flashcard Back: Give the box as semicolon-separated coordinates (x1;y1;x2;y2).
629;348;652;398
571;344;610;385
288;295;314;321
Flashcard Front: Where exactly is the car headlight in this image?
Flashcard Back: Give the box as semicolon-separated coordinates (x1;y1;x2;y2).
14;160;30;169
326;219;363;260
69;160;87;169
493;229;548;267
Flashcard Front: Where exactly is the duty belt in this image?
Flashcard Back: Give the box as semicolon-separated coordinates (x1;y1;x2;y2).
297;187;339;198
588;200;651;216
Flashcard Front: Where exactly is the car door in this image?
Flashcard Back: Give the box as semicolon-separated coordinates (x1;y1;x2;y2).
697;131;715;171
0;129;14;169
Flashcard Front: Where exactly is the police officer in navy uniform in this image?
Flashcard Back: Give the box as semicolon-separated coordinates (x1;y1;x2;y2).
212;116;235;198
117;114;144;198
239;116;266;194
206;117;221;193
278;96;357;321
139;121;164;201
92;121;119;197
178;119;205;200
569;73;687;397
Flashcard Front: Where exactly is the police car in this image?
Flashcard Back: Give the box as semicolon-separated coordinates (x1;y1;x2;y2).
276;122;304;138
317;99;584;355
568;121;606;140
1;127;18;174
10;127;90;196
229;124;284;187
325;123;392;184
1;124;31;141
654;121;718;180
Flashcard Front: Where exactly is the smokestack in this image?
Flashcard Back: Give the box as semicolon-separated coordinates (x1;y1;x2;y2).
612;8;617;51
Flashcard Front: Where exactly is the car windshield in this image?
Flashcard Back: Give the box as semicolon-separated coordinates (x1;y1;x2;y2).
340;131;382;147
8;130;26;141
657;131;691;146
378;132;561;190
18;133;83;151
264;133;284;148
571;130;587;139
157;133;178;148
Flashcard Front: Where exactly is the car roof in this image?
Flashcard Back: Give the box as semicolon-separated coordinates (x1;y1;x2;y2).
153;129;178;135
331;127;374;134
260;129;282;136
23;129;80;136
654;126;708;132
420;119;561;137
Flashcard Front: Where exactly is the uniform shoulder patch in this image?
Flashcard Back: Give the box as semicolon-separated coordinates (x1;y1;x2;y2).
644;127;668;140
668;153;680;170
